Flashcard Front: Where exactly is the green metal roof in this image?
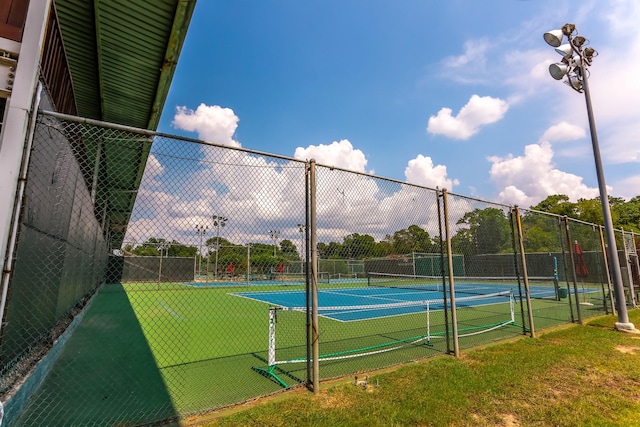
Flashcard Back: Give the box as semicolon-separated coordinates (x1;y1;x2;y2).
55;0;195;129
53;0;196;247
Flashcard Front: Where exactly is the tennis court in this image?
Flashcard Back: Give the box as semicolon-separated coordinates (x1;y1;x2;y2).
233;285;514;322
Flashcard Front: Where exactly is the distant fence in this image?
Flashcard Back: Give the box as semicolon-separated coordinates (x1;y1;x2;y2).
0;110;637;426
106;255;195;283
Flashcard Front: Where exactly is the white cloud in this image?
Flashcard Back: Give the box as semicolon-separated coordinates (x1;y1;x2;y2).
404;155;459;191
172;104;241;148
427;95;509;140
612;175;640;201
540;121;585;143
488;140;600;207
294;139;370;173
442;39;489;69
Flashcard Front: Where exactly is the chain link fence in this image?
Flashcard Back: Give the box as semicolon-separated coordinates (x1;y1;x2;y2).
0;110;633;426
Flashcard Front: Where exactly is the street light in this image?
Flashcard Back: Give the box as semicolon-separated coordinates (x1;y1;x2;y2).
213;215;228;280
543;23;635;332
195;224;208;279
269;230;280;257
156;240;169;288
298;224;307;273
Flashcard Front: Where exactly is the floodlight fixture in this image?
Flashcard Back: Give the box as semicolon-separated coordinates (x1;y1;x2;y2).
564;74;583;91
549;62;569;80
555;43;574;57
543;29;564;47
543;23;635;332
561;23;576;36
572;35;586;48
584;47;596;59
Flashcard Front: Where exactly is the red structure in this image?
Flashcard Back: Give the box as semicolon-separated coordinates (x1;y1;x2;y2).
574;241;589;277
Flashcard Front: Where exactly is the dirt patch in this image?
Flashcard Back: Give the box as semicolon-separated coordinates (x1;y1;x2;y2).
319;392;353;410
501;413;521;426
615;345;640;354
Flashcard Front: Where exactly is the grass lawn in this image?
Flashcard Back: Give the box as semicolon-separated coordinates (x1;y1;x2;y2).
188;309;640;427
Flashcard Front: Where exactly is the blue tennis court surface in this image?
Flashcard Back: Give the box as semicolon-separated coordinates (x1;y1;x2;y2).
233;286;515;322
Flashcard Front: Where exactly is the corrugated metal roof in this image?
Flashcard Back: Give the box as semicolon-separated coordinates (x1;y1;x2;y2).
55;0;195;129
53;0;196;247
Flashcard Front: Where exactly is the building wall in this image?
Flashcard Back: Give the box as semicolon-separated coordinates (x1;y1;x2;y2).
0;89;108;370
0;0;29;42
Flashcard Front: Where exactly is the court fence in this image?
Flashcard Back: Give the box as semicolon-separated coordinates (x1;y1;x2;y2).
0;110;637;426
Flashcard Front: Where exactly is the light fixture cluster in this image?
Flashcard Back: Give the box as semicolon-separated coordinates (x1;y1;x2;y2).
543;23;597;93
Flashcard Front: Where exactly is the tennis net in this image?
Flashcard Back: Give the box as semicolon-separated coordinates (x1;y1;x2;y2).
272;271;330;284
367;272;558;298
252;290;515;388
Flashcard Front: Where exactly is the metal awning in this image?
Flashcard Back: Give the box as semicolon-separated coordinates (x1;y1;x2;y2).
53;0;196;247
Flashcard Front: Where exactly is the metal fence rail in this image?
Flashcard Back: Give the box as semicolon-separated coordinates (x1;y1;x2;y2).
0;110;631;426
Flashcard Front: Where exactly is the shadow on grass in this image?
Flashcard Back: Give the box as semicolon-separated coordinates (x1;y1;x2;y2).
15;284;178;426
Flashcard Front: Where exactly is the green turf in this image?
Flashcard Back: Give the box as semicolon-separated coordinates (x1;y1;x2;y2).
14;284;178;426
14;279;609;425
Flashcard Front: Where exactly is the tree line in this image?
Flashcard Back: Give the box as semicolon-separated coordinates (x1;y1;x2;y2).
123;194;640;269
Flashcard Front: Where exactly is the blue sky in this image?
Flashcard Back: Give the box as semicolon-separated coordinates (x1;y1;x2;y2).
157;0;640;208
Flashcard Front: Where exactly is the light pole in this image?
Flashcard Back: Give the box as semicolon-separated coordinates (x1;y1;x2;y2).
195;224;208;279
213;215;227;280
246;243;251;285
156;241;168;289
269;230;280;257
297;223;306;264
544;23;635;332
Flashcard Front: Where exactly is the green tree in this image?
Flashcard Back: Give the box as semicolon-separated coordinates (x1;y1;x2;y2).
452;208;511;255
613;196;640;233
531;194;576;216
519;210;563;252
341;233;376;259
279;239;299;258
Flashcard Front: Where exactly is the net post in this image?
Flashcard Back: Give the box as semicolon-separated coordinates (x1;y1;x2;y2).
426;301;431;344
268;307;277;367
510;290;515;323
251;306;289;388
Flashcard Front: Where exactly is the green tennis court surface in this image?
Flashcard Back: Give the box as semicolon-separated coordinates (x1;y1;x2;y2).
14;279;599;425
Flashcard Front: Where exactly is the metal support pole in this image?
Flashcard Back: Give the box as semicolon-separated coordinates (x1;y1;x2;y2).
247;244;251;286
90;138;103;205
436;191;451;354
564;217;583;325
580;64;634;331
509;208;528;334
304;164;311;387
309;160;320;393
441;189;459;357
598;226;616;315
0;83;43;337
514;206;536;337
215;227;220;280
621;229;637;306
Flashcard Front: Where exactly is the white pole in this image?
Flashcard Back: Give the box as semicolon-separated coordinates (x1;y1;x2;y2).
268;307;277;367
426;301;431;343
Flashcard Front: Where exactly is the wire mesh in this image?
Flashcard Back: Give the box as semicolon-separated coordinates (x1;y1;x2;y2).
565;218;611;320
0;110;630;425
312;166;446;380
442;193;526;349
